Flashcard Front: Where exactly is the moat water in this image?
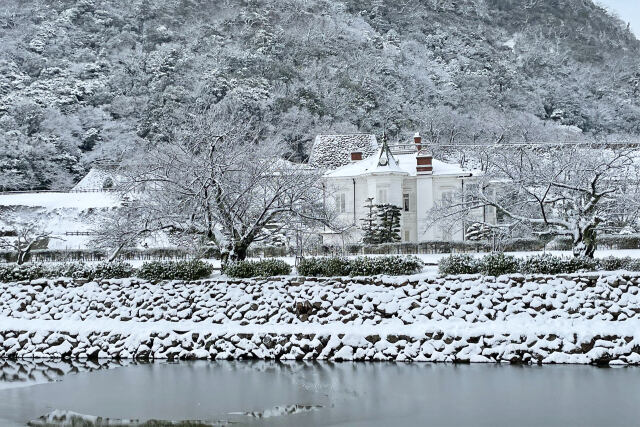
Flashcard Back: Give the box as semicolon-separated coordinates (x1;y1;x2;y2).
0;360;639;426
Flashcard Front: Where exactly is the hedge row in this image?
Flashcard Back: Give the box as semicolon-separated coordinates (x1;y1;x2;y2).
297;256;424;277
438;253;640;276
136;260;214;281
222;259;292;278
0;260;213;283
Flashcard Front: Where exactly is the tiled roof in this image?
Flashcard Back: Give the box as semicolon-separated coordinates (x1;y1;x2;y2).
309;134;378;169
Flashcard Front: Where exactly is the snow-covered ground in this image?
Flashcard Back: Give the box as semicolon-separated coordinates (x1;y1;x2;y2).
0;191;123;251
0;192;121;209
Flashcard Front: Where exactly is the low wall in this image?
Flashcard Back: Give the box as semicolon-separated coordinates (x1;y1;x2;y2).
1;273;640;364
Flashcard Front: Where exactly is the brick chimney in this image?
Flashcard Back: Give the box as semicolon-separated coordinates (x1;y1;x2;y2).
350;151;363;162
414;132;422;151
416;150;433;175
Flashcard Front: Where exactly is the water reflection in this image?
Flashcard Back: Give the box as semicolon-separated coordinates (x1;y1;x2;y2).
28;409;230;426
0;360;639;427
233;404;323;418
0;359;141;389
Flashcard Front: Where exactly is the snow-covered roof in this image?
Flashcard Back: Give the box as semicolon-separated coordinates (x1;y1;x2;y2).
324;151;475;179
365;137;407;176
309;134;379;169
73;167;124;191
0;192;121;209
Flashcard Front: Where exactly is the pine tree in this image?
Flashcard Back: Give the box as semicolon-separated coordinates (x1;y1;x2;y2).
375;204;402;243
360;197;378;244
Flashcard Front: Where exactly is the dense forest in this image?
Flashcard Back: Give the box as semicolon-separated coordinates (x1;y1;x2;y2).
1;0;639;190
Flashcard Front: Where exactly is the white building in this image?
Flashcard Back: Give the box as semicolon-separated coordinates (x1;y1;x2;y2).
316;133;490;245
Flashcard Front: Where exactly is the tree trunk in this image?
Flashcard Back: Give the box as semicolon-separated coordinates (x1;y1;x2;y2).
234;242;249;261
221;240;250;265
16;249;26;265
108;243;127;262
572;224;598;258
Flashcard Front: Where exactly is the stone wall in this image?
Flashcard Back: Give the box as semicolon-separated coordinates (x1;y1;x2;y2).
1;273;640;364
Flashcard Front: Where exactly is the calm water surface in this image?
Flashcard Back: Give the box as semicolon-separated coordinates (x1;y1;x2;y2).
0;360;638;426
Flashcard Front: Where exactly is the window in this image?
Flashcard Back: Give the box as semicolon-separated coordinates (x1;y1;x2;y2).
404;230;411;242
464;183;478;203
403;193;410;212
440;188;455;205
377;188;388;204
336;193;346;213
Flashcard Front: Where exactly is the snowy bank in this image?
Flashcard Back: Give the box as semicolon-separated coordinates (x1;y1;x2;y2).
2;273;640;364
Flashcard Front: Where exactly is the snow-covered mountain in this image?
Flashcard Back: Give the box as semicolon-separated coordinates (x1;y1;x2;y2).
1;0;639;191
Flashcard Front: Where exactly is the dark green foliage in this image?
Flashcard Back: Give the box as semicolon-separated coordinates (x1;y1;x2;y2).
223;259;292;278
519;254;569;275
563;256;599;273
625;259;640;272
375;204;402;244
478;253;520;276
0;261;137;282
439;253;640;276
0;263;46;282
349;256;424;276
360;199;378;245
360;202;402;245
597;256;633;271
438;254;479;275
137;260;213;281
297;257;351;277
297;256;423;277
91;261;136;279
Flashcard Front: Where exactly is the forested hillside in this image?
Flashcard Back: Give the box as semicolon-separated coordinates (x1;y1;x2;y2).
1;0;639;190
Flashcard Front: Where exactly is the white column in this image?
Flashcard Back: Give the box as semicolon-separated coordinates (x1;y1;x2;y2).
416;176;434;241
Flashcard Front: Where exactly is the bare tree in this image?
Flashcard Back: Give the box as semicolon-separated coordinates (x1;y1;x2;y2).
90;198;184;262
123;106;333;263
428;145;640;258
0;208;61;264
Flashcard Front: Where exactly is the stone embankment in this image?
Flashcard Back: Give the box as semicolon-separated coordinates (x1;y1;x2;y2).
2;273;640;364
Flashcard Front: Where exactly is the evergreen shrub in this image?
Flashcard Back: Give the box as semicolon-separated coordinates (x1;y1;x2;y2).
597;256;633;271
0;263;47;282
349;256;424;276
438;254;479;275
438;253;640;276
137;260;213;281
91;261;137;279
297;257;351;277
477;252;520;276
0;261;138;282
223;259;292;278
561;256;597;273
297;256;423;277
520;254;568;275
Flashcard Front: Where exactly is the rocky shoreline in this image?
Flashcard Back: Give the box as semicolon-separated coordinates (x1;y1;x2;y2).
1;273;640;365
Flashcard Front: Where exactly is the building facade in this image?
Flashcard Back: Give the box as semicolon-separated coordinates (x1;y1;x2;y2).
318;133;490;245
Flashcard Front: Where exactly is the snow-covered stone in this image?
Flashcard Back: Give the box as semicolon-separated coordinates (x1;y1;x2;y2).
2;272;640;364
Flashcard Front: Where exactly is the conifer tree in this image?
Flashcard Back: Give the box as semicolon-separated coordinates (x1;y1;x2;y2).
360;197;378;244
375;204;402;243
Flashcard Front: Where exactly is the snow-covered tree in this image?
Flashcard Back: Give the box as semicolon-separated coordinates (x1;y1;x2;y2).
360;197;378;245
375;204;402;244
126;106;332;263
428;145;640;258
465;222;492;241
0;208;60;264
